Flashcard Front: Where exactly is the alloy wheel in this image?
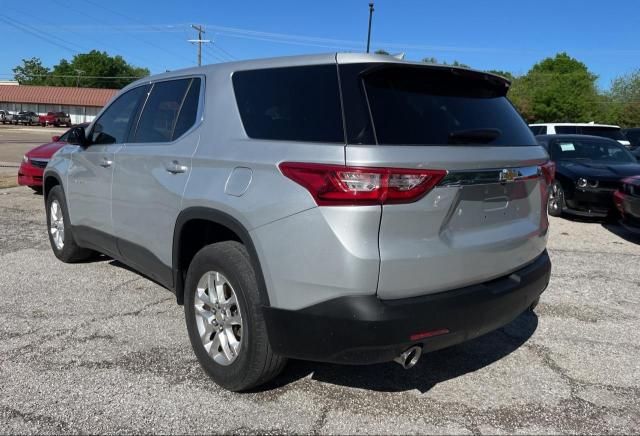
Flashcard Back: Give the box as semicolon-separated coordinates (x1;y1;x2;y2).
49;200;65;250
194;271;243;366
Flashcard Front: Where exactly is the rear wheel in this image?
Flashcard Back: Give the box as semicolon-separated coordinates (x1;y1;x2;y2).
184;241;286;391
548;181;565;217
45;186;94;262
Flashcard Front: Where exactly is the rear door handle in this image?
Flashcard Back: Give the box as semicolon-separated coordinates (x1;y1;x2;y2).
99;157;113;168
165;160;188;174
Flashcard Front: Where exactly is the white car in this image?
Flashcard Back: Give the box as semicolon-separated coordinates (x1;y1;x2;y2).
529;123;631;147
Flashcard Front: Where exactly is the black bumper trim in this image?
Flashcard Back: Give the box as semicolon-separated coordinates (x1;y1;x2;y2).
263;250;551;364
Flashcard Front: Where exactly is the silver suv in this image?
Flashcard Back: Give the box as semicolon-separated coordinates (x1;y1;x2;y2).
43;53;553;391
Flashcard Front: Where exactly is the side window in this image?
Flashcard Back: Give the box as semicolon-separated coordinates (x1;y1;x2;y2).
132;78;195;143
172;78;201;140
91;86;148;145
232;65;344;142
555;126;577;134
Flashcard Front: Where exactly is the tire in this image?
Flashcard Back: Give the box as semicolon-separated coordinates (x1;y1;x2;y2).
45;186;94;263
548;181;565;217
40;123;46;127
184;241;286;391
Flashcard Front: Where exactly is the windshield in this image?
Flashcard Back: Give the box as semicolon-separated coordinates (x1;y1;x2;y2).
360;65;535;146
550;138;635;163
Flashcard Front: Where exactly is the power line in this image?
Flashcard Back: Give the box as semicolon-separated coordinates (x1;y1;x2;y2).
81;0;195;65
0;14;80;54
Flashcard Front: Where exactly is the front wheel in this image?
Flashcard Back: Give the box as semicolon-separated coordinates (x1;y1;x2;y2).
184;241;286;391
548;181;565;217
45;186;94;262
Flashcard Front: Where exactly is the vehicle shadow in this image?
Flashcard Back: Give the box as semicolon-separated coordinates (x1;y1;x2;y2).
261;310;538;394
601;222;640;244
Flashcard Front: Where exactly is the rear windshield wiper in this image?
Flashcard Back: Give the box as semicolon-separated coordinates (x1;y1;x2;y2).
448;128;501;145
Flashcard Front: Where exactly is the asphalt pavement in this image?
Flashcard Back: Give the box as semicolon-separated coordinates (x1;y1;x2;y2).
0;185;639;434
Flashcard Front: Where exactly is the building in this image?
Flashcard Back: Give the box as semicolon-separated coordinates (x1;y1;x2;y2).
0;85;118;124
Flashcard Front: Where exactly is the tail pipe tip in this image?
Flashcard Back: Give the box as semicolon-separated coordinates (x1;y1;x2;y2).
393;345;422;369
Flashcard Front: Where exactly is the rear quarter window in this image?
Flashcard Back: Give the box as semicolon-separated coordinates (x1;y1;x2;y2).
232;65;344;143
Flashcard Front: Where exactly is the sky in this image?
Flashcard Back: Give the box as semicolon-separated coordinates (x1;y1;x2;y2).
0;0;638;89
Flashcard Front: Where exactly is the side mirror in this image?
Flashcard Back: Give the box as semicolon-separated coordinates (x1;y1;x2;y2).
51;136;60;142
67;126;87;147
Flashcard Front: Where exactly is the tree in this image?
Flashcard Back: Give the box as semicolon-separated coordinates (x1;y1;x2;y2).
374;49;390;55
608;70;640;127
50;50;149;88
12;51;149;89
12;57;50;85
512;53;600;123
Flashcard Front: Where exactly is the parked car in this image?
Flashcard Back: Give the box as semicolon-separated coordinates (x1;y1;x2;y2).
530;123;631;148
13;111;39;126
18;123;89;191
623;128;640;149
613;176;640;231
537;134;640;218
43;53;553;391
0;110;13;124
39;111;72;127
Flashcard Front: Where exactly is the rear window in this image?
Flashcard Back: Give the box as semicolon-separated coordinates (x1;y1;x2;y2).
340;63;536;146
580;126;625;141
232;65;343;143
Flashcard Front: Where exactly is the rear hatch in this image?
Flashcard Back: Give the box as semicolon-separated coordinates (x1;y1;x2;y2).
338;58;551;299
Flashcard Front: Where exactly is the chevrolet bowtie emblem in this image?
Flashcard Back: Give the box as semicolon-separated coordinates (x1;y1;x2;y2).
499;168;518;183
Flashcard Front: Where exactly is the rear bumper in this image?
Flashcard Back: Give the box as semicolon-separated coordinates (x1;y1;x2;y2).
263;250;551;364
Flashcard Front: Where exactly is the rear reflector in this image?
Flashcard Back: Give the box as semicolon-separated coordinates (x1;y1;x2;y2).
279;162;447;206
410;329;450;341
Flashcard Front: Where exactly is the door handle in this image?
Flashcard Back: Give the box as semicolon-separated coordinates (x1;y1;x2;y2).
99;158;113;168
165;160;188;174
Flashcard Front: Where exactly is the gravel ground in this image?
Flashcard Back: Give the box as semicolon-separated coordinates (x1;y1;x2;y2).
0;185;639;434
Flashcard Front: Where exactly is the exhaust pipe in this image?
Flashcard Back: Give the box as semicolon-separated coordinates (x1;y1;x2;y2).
393;345;422;369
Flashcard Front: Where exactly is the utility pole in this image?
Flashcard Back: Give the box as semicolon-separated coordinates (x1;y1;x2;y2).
74;69;84;87
188;24;211;66
366;2;374;53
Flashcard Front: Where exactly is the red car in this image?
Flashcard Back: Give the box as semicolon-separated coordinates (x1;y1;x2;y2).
18;123;88;192
614;176;640;231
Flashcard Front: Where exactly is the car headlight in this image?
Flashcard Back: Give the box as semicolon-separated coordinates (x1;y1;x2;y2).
22;155;28;164
577;178;588;188
588;180;599;188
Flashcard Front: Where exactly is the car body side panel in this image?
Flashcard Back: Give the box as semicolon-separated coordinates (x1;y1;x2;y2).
250;206;381;310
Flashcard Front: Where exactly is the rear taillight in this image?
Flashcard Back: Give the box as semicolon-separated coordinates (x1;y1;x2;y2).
279;162;447;206
540;161;555;185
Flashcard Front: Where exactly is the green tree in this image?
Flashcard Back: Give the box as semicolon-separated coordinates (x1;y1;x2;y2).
374;49;390;55
12;57;50;85
608;70;640;127
50;50;149;88
514;53;600;123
